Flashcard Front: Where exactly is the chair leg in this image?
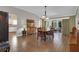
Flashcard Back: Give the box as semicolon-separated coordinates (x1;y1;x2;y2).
37;35;40;40
37;36;38;40
52;34;54;39
43;36;46;42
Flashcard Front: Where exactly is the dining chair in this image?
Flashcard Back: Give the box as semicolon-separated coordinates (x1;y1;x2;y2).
37;28;46;42
46;27;54;40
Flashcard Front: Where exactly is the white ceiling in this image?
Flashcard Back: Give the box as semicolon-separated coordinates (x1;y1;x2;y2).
14;6;78;18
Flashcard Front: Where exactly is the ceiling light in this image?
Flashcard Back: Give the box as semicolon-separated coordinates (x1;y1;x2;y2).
41;6;48;20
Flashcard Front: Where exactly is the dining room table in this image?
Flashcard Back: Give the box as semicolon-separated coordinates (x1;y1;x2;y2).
37;28;54;42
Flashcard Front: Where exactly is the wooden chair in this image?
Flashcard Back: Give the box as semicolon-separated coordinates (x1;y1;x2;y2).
46;30;54;40
22;28;26;36
70;27;77;38
37;28;46;41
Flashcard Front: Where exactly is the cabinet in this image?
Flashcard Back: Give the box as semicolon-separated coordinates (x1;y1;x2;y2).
0;11;8;42
27;19;36;34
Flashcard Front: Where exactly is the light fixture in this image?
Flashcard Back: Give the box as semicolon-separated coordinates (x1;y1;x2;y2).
41;6;48;20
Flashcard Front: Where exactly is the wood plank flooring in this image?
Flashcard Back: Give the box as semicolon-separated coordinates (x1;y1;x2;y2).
9;31;79;52
9;32;71;52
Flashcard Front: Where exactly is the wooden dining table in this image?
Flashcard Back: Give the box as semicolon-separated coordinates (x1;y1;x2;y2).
37;29;54;41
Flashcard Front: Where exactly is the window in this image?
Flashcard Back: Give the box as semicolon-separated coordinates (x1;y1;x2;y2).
9;14;17;26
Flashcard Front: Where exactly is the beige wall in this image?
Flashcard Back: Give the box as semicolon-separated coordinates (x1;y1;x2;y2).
76;7;79;30
69;16;76;32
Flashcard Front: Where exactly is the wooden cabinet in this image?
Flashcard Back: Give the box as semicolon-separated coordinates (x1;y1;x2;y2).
27;19;36;34
0;11;8;42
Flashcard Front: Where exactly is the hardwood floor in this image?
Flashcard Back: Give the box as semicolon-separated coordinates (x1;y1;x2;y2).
9;32;71;52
